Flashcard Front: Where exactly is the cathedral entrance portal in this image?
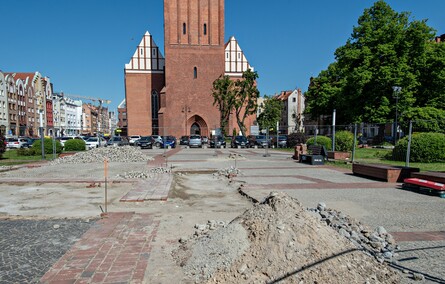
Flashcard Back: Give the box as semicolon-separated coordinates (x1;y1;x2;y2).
190;123;200;135
187;115;208;137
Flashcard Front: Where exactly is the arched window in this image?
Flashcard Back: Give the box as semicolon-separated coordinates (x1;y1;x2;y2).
203;23;207;35
183;23;187;35
151;90;159;134
193;67;197;79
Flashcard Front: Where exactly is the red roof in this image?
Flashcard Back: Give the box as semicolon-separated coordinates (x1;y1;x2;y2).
3;72;36;82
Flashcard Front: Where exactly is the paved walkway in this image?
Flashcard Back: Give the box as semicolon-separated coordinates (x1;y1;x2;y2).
40;212;159;284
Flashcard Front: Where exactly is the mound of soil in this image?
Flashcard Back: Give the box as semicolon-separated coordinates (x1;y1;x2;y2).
174;192;400;283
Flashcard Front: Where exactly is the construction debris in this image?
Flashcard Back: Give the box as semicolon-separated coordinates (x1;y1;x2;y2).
173;192;400;283
49;146;153;164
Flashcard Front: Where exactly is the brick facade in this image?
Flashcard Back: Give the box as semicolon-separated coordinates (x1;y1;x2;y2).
125;0;255;138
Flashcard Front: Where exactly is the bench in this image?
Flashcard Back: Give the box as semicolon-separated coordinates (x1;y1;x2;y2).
299;145;328;165
411;171;445;184
352;163;420;183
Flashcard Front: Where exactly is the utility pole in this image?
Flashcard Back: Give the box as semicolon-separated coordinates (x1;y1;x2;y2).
392;86;402;145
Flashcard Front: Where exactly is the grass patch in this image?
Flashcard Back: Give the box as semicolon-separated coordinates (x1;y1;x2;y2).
0;149;54;166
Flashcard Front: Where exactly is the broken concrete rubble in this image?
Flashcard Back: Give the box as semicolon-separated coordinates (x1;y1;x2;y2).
173;191;400;283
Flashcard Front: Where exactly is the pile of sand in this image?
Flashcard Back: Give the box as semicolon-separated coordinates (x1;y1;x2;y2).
174;192;400;283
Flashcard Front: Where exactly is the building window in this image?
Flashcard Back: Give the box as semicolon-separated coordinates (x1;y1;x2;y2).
203;23;207;35
193;67;197;79
140;48;143;55
238;52;241;59
292;97;296;102
183;23;187;34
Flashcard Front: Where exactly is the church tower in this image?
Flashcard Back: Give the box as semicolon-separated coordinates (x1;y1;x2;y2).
161;0;225;137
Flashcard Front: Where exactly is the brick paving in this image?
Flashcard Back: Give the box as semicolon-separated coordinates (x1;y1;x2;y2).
118;150;178;202
392;231;445;242
40;212;159;284
119;174;173;202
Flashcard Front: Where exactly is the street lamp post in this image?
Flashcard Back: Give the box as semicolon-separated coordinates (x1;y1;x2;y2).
392;86;402;144
182;106;190;136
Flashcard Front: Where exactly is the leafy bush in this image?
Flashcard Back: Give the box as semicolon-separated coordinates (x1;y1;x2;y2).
0;134;6;158
64;139;86;151
17;147;37;156
392;132;445;163
334;130;355;152
32;138;63;155
306;136;332;151
287;132;307;148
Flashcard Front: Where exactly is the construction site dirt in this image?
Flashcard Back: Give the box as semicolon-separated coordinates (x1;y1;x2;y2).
0;146;444;283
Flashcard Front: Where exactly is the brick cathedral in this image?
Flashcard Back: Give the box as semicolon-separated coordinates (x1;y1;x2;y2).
124;0;255;137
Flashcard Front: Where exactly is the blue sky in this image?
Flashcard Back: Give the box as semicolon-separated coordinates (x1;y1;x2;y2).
1;0;444;111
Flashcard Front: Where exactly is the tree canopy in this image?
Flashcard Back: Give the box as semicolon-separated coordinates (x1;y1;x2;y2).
212;69;260;137
305;0;444;125
257;96;283;132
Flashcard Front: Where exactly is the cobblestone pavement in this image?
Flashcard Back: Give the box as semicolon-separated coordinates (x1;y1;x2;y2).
0;218;96;284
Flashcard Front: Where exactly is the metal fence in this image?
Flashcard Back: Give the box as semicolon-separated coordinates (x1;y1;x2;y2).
304;119;445;166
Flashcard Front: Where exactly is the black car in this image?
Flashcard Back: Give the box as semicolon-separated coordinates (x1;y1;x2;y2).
209;136;226;148
231;135;249;148
247;135;271;148
179;135;189;145
137;136;154;149
271;135;288;148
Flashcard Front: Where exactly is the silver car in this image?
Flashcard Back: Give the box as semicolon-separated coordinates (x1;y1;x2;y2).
188;135;202;148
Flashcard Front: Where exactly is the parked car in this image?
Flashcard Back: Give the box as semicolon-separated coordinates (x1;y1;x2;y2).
128;135;141;146
85;137;107;149
161;136;176;148
201;136;209;144
248;135;271;148
209;136;226;148
6;137;29;149
188;135;202;148
179;136;189;145
151;135;163;147
107;136;129;147
137;136;154;149
56;137;74;147
271;135;288;148
19;137;35;147
231;136;249;148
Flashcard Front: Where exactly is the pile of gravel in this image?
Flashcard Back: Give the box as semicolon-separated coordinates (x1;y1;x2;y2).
174;221;250;281
174;192;400;283
116;167;171;179
214;166;241;178
49;146;153;164
308;202;398;263
227;153;245;160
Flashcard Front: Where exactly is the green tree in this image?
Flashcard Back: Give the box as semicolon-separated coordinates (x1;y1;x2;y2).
257;96;282;132
305;1;441;128
234;69;260;136
212;69;260;137
212;75;236;136
401;107;445;133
